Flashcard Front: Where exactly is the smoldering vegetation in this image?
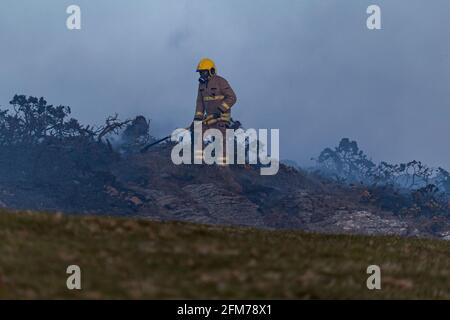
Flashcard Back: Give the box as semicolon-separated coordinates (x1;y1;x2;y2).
1;95;450;239
312;138;450;217
0;95;152;213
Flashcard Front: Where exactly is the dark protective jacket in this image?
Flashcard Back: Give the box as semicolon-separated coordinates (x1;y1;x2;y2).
195;75;237;123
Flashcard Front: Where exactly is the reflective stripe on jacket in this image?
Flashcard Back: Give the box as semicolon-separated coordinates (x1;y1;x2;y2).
195;75;237;122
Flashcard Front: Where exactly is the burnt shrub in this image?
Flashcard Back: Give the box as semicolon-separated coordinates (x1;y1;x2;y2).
0;95;131;213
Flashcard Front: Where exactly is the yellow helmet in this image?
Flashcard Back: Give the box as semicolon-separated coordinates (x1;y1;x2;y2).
196;58;216;76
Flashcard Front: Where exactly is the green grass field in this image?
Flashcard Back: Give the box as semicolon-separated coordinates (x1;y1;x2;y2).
1;209;450;299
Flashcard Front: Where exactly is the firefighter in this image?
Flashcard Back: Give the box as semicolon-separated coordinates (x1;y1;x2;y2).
193;58;237;164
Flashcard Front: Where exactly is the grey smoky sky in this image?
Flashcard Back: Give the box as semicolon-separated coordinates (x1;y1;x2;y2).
0;0;449;168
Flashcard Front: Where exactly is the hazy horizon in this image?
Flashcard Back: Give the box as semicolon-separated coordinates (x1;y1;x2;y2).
0;0;449;169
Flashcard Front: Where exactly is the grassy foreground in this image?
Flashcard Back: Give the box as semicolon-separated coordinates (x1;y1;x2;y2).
0;209;450;299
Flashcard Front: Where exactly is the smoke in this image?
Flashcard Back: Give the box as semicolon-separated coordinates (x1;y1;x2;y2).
0;0;449;169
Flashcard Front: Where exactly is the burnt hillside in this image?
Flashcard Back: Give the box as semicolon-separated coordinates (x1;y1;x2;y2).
1;95;450;240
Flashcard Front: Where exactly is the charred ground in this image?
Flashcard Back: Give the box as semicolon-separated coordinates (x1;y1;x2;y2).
1;95;450;239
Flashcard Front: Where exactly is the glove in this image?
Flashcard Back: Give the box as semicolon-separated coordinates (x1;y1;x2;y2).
194;112;204;121
211;111;222;119
218;103;230;113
